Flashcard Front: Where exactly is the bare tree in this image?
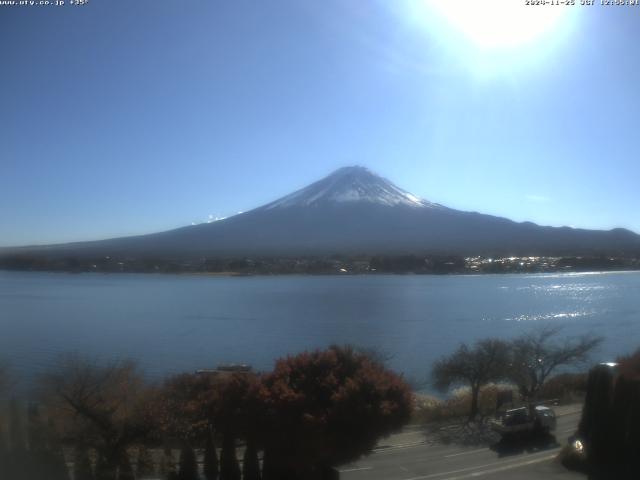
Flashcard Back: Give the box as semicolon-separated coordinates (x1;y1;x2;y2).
432;339;510;421
508;325;602;401
39;355;155;480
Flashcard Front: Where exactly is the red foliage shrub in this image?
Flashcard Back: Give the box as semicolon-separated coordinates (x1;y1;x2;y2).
259;345;413;474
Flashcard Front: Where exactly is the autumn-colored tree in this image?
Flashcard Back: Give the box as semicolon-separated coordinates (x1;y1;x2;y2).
154;348;411;479
155;373;225;479
259;345;413;479
39;355;155;480
154;373;219;443
157;370;262;480
432;339;510;420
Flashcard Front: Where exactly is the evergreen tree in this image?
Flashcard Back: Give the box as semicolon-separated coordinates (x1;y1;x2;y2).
260;448;294;480
242;441;261;480
219;433;240;480
118;451;135;480
136;445;155;479
203;433;218;480
260;448;274;480
74;445;95;480
159;447;175;480
95;454;117;480
177;445;198;480
44;440;71;480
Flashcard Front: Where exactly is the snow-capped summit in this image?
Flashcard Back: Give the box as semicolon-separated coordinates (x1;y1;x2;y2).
262;166;442;209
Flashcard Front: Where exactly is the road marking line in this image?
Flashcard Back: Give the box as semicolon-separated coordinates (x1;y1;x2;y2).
393;431;427;437
338;466;373;473
444;453;556;479
401;449;559;480
374;441;427;453
444;448;489;458
556;409;581;417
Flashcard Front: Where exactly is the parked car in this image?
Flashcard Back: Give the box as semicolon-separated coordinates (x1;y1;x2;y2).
491;405;557;439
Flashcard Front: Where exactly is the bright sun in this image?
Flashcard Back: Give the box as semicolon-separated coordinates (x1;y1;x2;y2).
416;0;569;49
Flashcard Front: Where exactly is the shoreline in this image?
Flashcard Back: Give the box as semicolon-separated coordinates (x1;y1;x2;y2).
2;268;640;278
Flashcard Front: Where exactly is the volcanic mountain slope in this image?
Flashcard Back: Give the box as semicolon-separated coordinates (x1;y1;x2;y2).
6;166;640;258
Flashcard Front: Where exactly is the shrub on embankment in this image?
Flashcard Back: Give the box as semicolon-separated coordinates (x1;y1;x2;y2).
412;384;518;424
1;345;413;480
413;374;586;425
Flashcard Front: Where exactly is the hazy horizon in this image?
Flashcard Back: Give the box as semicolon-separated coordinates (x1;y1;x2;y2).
3;1;640;246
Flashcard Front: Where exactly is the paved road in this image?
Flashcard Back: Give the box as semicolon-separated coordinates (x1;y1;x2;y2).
340;406;584;480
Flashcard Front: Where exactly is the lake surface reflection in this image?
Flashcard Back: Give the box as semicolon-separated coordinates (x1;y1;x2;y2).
1;271;638;389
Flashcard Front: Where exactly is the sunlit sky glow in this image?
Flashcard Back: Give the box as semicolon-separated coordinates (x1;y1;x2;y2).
1;0;640;246
416;0;570;49
396;0;579;77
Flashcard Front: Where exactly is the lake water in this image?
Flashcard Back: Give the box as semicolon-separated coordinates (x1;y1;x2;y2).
1;270;639;390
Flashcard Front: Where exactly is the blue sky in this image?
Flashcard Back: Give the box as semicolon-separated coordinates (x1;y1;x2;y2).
1;0;639;247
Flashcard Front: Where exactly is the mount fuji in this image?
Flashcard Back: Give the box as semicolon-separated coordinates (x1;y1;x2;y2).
6;166;640;258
